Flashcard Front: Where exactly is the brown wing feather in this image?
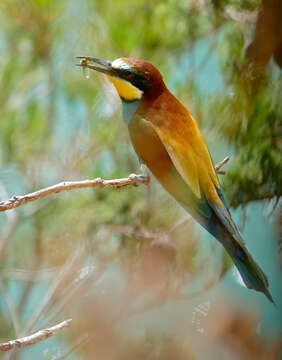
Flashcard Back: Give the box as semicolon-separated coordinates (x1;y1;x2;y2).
140;91;221;205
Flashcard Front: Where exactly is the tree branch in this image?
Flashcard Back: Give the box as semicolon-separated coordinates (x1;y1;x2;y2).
0;174;150;212
0;319;72;352
0;157;230;213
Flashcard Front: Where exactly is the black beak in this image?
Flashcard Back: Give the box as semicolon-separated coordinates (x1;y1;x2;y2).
76;56;115;76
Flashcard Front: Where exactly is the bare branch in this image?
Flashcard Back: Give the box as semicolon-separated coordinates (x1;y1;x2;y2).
0;319;72;352
0;174;150;212
215;156;230;175
0;157;229;213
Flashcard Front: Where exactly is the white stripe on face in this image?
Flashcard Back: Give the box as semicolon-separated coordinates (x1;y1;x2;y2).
111;58;130;70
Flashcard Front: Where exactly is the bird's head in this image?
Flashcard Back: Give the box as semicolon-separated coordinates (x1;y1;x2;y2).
76;56;165;102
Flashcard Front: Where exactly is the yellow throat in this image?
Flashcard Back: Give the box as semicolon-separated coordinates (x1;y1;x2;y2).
107;75;143;101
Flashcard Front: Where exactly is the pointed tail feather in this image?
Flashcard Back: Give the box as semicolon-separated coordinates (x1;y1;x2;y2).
203;198;275;305
224;236;275;305
182;199;275;304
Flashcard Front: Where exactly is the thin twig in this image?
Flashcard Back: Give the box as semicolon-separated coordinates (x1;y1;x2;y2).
0;319;72;352
0;174;150;212
0;157;229;213
214;156;230;175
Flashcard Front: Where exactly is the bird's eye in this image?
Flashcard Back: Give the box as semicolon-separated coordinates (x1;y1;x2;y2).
124;70;134;79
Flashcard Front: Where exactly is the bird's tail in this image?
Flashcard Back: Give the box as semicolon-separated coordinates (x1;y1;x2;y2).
195;202;275;305
183;195;275;304
224;237;275;305
201;197;276;305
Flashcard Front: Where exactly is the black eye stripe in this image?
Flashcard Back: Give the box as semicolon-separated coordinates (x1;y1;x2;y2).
116;68;151;92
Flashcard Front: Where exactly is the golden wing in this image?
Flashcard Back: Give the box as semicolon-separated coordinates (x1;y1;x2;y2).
150;110;221;205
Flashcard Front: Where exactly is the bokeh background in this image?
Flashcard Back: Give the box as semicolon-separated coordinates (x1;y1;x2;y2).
0;0;281;359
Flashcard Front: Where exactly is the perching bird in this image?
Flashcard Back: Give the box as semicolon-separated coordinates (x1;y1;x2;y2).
76;56;274;304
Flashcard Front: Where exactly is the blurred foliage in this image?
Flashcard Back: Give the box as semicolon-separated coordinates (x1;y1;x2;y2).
218;78;282;207
0;0;281;358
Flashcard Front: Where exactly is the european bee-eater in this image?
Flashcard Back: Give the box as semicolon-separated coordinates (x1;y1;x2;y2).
77;56;274;304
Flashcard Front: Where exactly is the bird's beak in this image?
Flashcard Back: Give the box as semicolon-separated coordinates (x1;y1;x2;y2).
76;56;116;76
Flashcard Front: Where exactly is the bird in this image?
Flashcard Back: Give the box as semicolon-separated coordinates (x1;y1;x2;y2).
76;56;274;304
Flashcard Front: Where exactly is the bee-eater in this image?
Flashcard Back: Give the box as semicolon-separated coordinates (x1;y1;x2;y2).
77;56;274;304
